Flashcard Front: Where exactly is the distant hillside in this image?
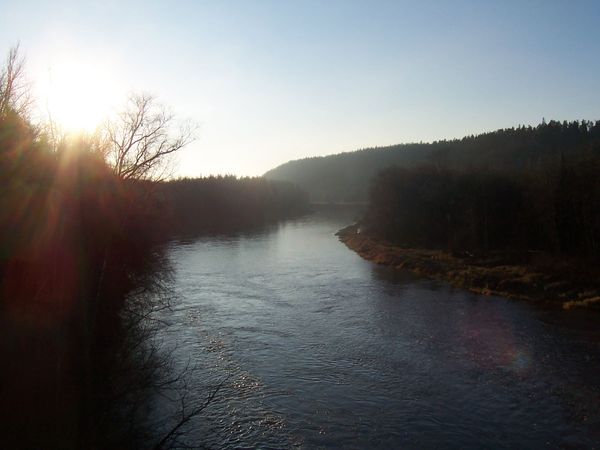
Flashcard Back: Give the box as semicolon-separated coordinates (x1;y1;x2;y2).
264;120;600;202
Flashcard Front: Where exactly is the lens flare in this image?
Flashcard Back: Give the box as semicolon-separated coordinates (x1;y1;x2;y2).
460;305;533;375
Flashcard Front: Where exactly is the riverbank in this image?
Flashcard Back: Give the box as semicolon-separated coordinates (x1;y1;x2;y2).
337;224;600;310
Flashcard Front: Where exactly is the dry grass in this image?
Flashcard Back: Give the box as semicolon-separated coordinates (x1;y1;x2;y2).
337;224;600;311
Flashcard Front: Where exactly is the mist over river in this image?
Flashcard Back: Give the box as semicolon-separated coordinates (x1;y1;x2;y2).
151;206;600;449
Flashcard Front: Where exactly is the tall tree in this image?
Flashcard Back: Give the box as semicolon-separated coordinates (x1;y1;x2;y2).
103;93;195;181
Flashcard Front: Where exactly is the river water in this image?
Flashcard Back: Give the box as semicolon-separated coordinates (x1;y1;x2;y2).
153;207;600;449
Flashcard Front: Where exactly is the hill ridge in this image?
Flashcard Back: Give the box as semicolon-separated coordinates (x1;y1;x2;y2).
264;120;600;202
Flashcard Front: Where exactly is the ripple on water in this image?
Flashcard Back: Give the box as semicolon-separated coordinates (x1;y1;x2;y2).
148;210;600;449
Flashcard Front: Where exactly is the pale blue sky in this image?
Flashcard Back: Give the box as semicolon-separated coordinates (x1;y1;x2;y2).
1;0;599;176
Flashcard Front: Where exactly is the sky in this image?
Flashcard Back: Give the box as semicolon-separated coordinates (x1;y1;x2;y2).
1;0;600;177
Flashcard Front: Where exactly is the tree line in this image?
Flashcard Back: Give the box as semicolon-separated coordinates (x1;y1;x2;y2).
158;176;308;234
363;121;600;257
265;119;600;203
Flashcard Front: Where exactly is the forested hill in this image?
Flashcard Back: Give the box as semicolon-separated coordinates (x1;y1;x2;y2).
264;120;600;202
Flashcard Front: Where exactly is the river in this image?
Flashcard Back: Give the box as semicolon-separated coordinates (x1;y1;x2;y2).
152;206;600;449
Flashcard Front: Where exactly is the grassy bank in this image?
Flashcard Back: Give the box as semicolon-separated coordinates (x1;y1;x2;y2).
337;224;600;310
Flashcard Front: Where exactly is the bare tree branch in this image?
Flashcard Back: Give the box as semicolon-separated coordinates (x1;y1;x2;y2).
154;377;228;450
0;44;32;118
103;93;196;181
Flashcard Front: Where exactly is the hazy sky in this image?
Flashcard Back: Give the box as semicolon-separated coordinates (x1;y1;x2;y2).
1;0;599;176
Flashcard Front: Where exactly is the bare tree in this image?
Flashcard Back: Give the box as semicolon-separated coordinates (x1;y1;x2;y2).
103;93;196;181
0;44;32;118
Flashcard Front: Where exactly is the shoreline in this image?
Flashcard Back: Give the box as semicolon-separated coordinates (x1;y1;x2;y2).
337;224;600;311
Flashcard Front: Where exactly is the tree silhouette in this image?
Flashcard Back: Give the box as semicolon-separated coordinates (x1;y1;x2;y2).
103;93;196;181
0;44;31;118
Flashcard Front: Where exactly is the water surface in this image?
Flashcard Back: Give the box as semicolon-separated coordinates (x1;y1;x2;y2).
154;207;600;449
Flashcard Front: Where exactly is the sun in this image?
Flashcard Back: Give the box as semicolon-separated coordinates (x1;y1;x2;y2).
41;58;121;133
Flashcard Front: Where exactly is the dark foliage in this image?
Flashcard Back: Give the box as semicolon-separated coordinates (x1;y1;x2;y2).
157;176;309;235
0;108;308;448
0;110;171;448
364;151;600;257
265;120;600;203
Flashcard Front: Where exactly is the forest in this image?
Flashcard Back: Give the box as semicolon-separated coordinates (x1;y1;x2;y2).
158;176;308;235
265;120;600;204
328;121;600;311
363;121;600;257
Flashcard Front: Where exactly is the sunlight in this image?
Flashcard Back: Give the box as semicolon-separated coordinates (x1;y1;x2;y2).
40;58;121;133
